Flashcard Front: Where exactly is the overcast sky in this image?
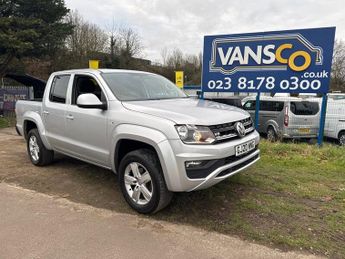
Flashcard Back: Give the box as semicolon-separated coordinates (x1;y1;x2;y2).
66;0;345;63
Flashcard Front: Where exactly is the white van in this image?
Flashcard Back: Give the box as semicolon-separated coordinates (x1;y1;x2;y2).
324;99;345;145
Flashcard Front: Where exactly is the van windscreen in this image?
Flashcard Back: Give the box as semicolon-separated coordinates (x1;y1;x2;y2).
290;101;319;115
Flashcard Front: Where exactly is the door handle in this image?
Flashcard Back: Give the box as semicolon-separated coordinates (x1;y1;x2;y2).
66;114;74;120
43;111;50;115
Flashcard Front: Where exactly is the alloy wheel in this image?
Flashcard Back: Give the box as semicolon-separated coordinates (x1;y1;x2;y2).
124;162;153;205
340;134;345;146
29;135;40;161
267;129;276;142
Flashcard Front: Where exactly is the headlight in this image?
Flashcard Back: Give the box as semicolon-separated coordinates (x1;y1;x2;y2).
175;125;216;144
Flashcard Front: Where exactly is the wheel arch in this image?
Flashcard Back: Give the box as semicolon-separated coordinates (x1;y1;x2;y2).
111;124;169;180
114;139;158;173
266;121;279;134
23;111;52;150
338;129;345;141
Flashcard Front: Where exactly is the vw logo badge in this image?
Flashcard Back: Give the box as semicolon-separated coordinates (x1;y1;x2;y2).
235;122;246;137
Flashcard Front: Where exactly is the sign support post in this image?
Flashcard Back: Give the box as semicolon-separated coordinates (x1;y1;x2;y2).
255;93;261;130
317;94;328;146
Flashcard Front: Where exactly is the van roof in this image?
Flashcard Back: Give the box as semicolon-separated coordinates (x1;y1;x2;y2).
244;96;311;102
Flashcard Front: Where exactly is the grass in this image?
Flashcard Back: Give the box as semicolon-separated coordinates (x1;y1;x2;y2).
155;140;345;258
0;116;15;128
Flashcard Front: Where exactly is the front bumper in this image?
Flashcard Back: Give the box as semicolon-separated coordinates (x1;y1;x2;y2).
187;149;260;191
157;131;260;192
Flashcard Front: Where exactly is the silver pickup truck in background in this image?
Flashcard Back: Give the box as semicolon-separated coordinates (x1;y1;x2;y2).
16;69;260;213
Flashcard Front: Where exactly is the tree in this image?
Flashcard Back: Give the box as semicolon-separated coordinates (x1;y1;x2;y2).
166;48;183;69
118;27;143;68
0;0;72;77
105;17;121;68
331;40;345;91
65;10;108;67
160;47;168;66
160;48;202;84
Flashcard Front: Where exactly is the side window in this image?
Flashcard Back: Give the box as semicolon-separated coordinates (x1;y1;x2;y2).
260;101;270;111
273;101;284;112
243;100;256;110
49;75;70;103
72;75;106;105
261;101;284;112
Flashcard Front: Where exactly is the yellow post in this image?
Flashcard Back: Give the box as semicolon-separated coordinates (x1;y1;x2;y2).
175;71;184;89
89;60;100;69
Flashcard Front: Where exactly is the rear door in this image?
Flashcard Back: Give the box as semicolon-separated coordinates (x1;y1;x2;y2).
64;74;109;166
43;74;71;150
289;101;320;136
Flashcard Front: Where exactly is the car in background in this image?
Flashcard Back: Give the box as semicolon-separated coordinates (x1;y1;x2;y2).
242;96;320;141
324;99;345;146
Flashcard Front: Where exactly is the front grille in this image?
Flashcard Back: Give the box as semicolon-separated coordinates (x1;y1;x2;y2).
209;117;254;143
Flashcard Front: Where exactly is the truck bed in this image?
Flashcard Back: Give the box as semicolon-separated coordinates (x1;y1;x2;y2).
15;100;43;135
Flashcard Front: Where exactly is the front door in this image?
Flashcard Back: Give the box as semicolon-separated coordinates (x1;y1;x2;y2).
64;74;109;166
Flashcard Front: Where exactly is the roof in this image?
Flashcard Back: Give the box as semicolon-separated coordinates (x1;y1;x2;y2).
53;68;154;75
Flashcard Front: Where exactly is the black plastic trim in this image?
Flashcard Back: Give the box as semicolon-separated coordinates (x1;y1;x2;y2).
185;147;258;179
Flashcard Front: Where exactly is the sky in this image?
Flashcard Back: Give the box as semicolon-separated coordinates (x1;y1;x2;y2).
65;0;345;63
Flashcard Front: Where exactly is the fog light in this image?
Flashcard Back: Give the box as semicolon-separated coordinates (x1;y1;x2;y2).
185;161;203;168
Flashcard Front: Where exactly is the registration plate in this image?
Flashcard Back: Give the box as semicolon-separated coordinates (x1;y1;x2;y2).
235;140;255;156
298;128;310;134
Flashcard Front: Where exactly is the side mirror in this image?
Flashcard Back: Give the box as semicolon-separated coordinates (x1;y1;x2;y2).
76;93;107;110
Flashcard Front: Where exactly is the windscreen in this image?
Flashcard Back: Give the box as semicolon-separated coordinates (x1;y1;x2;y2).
290;101;319;115
102;72;187;101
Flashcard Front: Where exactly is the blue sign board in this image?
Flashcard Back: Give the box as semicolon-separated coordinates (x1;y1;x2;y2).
202;27;336;93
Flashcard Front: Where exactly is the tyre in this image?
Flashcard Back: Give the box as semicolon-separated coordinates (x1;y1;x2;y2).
15;125;21;136
118;148;173;214
27;128;54;166
267;126;277;142
339;131;345;146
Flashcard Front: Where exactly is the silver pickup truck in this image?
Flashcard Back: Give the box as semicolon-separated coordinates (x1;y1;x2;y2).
16;69;260;213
